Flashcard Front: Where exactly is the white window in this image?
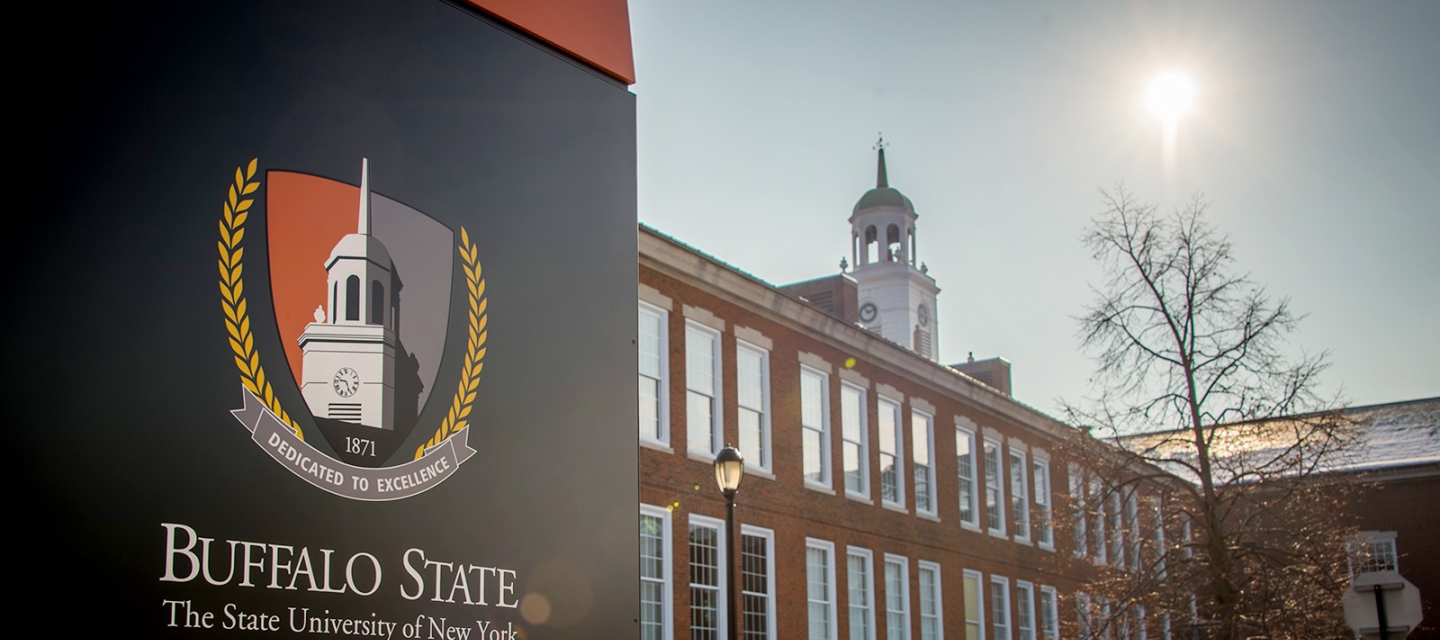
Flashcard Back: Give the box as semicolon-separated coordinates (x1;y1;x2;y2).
991;576;1012;640
1076;592;1093;640
1039;586;1059;640
847;548;876;640
1069;464;1087;558
956;425;979;528
913;410;937;516
690;515;727;640
1010;449;1030;541
841;383;869;497
686;323;722;456
807;539;838;640
1108;490;1124;568
1090;479;1107;564
984;439;1006;535
878;398;905;508
801;367;832;487
1150;497;1167;579
1125;493;1140;571
963;570;984;640
741;525;776;640
1182;518;1193;559
918;561;944;640
640;505;673;640
1348;531;1400;574
737;341;771;472
1016;581;1036;640
1033;458;1054;548
884;555;910;640
639;303;669;445
1098;598;1113;640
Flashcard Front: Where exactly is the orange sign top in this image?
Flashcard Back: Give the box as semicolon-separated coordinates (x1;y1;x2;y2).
467;0;635;85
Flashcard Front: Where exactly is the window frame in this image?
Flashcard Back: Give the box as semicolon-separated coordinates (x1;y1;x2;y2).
840;382;870;499
735;339;772;473
846;546;877;640
963;569;985;640
806;538;839;640
740;524;777;640
883;553;911;640
917;560;944;640
1039;586;1059;640
1125;492;1140;572
1150;496;1167;579
685;321;724;457
1090;478;1107;565
800;365;833;489
991;575;1013;640
1108;490;1124;569
1010;447;1031;542
984;438;1007;537
689;514;728;640
1016;580;1037;640
1076;592;1093;640
1033;457;1054;550
1348;531;1400;575
640;504;674;640
912;409;937;517
956;424;980;530
638;302;671;447
878;397;906;509
1070;464;1087;559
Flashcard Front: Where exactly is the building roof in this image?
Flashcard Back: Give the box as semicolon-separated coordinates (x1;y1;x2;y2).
1114;397;1440;484
1331;397;1440;473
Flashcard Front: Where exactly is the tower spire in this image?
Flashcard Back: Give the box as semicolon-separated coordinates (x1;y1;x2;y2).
357;157;371;235
874;135;889;188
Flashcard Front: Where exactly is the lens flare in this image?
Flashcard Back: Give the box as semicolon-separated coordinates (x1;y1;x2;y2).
1148;73;1195;123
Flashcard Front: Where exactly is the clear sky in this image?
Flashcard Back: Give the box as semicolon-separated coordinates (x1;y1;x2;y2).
628;0;1439;415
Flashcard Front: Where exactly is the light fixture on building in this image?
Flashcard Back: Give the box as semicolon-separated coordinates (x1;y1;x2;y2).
713;445;745;640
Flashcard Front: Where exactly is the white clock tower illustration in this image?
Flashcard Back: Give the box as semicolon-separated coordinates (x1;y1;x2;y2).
298;159;401;429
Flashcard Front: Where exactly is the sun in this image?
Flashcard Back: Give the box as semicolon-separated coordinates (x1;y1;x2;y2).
1147;73;1195;123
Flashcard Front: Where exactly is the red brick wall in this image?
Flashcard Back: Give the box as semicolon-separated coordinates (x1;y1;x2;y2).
640;265;1098;639
1348;475;1440;639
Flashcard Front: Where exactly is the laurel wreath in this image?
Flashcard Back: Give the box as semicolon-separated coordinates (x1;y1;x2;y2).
215;159;484;455
416;227;487;459
218;159;304;439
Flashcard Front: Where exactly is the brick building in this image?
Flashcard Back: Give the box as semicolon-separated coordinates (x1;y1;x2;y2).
636;150;1122;640
633;150;1435;640
1335;398;1440;638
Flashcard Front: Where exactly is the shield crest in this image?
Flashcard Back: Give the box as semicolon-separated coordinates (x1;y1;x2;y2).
265;161;456;467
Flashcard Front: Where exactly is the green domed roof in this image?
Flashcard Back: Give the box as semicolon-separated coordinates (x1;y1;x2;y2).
852;146;916;214
854;187;914;213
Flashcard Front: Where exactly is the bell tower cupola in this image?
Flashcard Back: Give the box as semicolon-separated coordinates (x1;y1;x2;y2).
849;140;941;360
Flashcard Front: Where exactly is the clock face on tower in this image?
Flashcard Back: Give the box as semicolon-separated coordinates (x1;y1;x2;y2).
860;302;878;323
918;303;930;327
333;367;360;398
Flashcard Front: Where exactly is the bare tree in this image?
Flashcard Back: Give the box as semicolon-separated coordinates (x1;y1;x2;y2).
1058;186;1355;640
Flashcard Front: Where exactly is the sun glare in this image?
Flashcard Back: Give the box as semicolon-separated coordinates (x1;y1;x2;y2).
1147;73;1195;123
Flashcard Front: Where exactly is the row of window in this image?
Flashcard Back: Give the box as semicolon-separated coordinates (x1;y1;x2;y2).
640;504;1063;640
641;302;1058;546
1067;467;1170;571
1075;593;1173;640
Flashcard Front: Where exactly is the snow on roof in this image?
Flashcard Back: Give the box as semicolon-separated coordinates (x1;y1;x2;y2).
1113;397;1440;485
1330;397;1440;472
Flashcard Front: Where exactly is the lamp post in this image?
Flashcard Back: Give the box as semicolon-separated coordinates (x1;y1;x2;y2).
714;445;745;640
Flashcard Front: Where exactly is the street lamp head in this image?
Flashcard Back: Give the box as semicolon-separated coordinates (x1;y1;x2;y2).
714;445;745;496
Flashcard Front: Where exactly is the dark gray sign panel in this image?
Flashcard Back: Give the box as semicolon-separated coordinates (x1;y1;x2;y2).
11;0;638;636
